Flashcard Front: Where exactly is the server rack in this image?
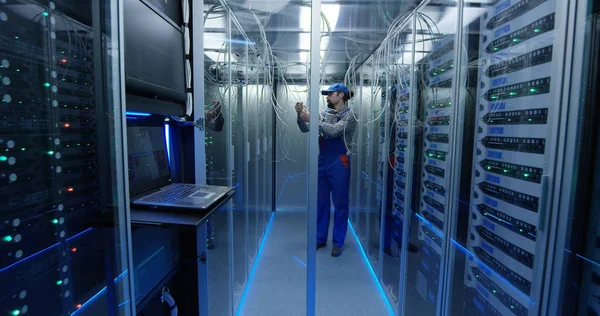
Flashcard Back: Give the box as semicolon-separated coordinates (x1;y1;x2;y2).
463;0;559;315
0;3;110;315
415;34;456;312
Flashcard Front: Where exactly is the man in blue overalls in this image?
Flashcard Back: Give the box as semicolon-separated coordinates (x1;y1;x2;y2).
295;83;357;257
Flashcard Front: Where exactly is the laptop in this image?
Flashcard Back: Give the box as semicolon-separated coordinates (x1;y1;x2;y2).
126;122;232;210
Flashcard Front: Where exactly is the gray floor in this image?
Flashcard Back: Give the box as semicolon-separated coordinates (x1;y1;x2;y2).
239;211;391;316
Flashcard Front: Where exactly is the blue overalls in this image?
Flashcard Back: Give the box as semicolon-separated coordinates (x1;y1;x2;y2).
317;116;351;248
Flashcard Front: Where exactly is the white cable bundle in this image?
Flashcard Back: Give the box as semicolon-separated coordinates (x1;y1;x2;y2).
182;0;192;116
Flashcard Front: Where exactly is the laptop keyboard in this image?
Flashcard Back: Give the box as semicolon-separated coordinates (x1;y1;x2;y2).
140;184;201;203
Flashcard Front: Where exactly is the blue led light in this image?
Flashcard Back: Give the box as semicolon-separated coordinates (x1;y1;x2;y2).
164;124;171;166
293;256;307;267
236;212;275;316
348;221;396;315
125;111;151;117
66;228;94;242
71;270;129;315
0;243;60;274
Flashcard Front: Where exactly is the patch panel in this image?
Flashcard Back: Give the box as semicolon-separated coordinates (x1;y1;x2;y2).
423;211;443;231
423;196;445;213
425;149;447;161
472;268;528;316
475;225;534;268
480;136;546;154
477;204;537;240
426;133;449;144
474;247;531;294
428;60;454;78
429;39;455;62
427;98;452;110
484;46;553;78
479;159;543;183
427;116;451;126
483;77;551;101
469;287;503;316
424;180;445;196
482;108;548;125
478;182;539;212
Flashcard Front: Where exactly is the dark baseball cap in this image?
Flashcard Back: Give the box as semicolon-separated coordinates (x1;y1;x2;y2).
321;83;349;96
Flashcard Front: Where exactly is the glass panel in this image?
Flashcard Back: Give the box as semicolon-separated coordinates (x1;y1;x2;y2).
0;0;134;315
229;18;248;310
404;2;458;315
377;21;414;314
547;1;600;315
448;0;563;314
203;3;233;315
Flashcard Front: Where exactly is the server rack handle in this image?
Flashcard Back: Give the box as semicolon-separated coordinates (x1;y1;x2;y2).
538;174;550;233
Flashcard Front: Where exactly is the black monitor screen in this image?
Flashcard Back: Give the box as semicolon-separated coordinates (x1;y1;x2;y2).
127;125;171;196
124;0;186;102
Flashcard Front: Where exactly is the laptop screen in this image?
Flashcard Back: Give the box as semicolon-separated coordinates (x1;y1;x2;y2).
127;124;171;196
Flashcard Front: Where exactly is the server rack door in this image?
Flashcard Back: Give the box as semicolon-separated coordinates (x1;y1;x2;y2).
444;0;572;315
544;1;600;315
0;0;135;315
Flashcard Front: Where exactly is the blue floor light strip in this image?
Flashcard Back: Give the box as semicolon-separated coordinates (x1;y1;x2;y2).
348;220;396;316
236;212;276;316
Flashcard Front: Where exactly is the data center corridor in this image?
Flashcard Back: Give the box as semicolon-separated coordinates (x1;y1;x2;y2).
237;211;390;316
3;0;600;316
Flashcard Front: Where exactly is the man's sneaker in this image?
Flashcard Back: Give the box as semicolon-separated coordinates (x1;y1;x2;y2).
317;242;326;250
331;246;343;257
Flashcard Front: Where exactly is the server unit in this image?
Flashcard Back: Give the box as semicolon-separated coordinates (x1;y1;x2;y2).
392;78;412;250
0;3;109;315
464;0;558;315
415;34;456;308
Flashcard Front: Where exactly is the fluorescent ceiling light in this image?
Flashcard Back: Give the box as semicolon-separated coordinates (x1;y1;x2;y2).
298;4;340;59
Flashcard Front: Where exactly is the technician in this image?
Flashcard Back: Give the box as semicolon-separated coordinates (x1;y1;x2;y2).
295;83;357;257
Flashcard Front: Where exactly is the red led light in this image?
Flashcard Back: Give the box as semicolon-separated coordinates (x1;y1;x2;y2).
71;248;77;252
61;59;67;63
76;304;82;309
63;123;70;128
67;187;74;192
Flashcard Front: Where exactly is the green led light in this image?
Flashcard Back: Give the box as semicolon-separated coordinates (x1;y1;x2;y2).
433;72;438;76
56;280;63;285
528;118;533;122
493;47;499;51
14;36;19;39
437;155;443;158
524;173;530;177
43;11;49;16
520;229;524;232
20;148;25;151
534;29;540;33
491;95;498;100
511;305;515;309
487;166;492;170
16;69;20;72
3;235;12;242
530;88;537;93
513;38;519;42
44;82;51;87
12;310;20;316
52;219;58;224
493;290;497;293
0;156;6;162
503;169;509;173
509;91;517;96
47;151;54;155
440;69;445;72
